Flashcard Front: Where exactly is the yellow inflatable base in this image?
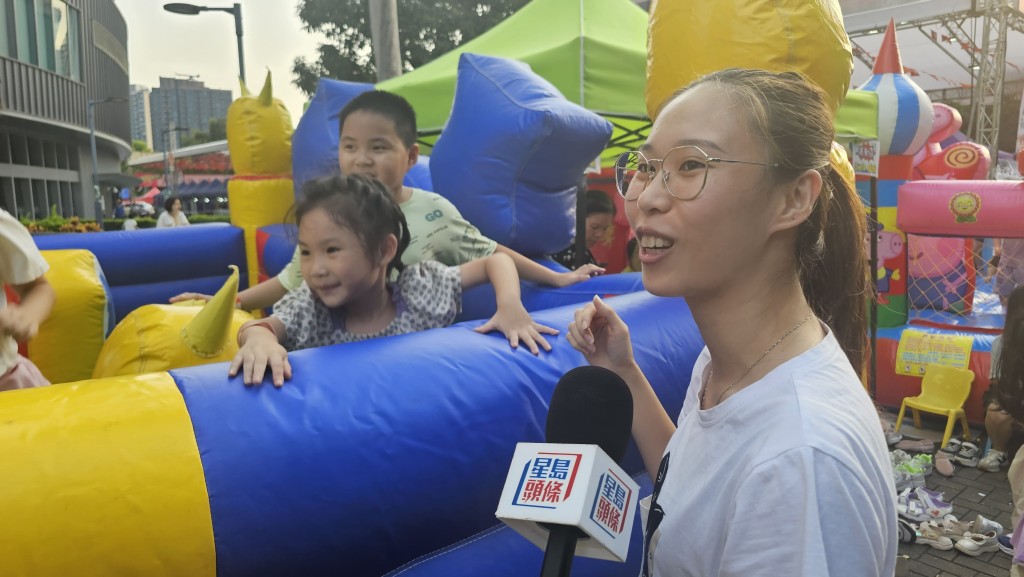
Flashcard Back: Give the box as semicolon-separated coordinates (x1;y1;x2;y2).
0;373;215;576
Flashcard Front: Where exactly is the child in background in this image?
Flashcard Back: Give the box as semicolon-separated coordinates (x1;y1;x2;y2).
229;175;559;387
173;90;602;310
157;196;190;228
622;237;641;273
0;209;55;391
548;190;617;270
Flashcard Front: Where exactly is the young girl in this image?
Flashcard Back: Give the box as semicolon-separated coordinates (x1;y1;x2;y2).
229;174;559;387
0;208;55;391
568;69;895;575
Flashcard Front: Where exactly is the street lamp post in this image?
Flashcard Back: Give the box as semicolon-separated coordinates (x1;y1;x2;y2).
88;97;126;228
163;3;245;84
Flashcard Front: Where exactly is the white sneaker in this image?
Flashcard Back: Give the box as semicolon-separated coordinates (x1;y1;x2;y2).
915;523;954;550
978;449;1008;472
955;442;981;467
973;514;1004;536
940;438;962;455
955;531;1000;556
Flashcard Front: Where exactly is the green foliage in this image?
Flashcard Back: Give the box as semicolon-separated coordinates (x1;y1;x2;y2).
22;206;102;233
181;118;229;147
292;0;529;95
132;140;151;152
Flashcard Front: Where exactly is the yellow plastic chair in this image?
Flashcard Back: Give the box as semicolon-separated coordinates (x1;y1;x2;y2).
895;364;974;449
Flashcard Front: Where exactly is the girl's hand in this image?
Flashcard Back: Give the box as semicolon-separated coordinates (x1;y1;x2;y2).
476;304;559;355
0;305;38;342
567;295;635;372
170;292;213;304
551;264;605;287
228;332;292;387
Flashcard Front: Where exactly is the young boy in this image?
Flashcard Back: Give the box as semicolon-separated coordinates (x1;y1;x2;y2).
173;90;603;310
0;208;55;391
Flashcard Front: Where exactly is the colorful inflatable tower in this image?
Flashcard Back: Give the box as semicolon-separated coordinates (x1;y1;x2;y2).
857;20;934;327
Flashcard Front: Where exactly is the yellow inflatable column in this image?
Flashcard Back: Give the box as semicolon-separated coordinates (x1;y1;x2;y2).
92;266;254;378
645;0;852;118
28;249;110;384
226;72;295;289
0;372;215;576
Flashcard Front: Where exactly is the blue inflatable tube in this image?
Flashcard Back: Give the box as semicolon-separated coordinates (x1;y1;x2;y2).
386;473;654;577
34;225;247;322
170;291;702;576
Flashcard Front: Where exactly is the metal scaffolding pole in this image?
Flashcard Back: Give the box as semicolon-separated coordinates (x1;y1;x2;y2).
968;0;1010;178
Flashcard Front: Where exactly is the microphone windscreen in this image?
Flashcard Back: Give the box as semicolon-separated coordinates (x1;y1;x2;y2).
545;366;633;463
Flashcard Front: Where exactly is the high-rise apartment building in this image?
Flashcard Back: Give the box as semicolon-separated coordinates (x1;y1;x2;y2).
149;77;232;152
129;84;153;150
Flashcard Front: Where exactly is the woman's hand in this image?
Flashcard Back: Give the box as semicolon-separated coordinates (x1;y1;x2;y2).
550;264;605;288
567;295;635;372
476;303;559;355
228;329;291;387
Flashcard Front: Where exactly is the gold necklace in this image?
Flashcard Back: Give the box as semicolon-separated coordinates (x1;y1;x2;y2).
699;312;814;409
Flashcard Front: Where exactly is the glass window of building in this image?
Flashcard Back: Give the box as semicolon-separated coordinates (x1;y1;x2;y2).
14;0;38;64
52;1;79;80
34;0;54;72
0;2;9;57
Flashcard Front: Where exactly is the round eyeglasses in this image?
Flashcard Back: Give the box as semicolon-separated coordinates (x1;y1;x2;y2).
614;145;780;201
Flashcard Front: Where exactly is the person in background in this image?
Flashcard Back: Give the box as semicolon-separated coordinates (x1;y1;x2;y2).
157;196;190;228
230;174;558;386
0;208;55;391
568;68;895;576
171;90;601;310
548;189;617;270
622;236;641;273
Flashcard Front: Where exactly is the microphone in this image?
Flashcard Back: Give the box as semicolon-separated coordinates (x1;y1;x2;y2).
496;366;636;577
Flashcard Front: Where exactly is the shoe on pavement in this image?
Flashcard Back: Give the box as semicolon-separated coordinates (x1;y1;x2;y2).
913;487;952;518
954;442;981;467
937;515;974;537
998;533;1014;556
934;451;955;477
955;531;1000;556
915;523;954;550
978;449;1008;473
973;514;1004;536
940;438;962;455
897;519;916;544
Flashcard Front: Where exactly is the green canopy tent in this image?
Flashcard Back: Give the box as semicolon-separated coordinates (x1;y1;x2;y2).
377;0;651;165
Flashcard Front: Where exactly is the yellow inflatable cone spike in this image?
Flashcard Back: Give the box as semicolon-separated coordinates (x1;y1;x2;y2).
258;71;274;106
181;265;239;358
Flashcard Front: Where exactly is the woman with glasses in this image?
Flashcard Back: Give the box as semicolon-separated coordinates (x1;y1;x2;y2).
568;68;895;576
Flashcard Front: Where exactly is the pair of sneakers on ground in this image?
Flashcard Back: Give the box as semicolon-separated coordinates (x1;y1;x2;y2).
901;512;1010;555
942;438;1007;472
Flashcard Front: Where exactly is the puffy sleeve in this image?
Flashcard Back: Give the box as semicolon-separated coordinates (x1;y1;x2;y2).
396;261;463;330
271;283;319;351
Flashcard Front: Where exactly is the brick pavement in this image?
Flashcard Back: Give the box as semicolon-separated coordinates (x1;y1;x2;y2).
891;421;1015;577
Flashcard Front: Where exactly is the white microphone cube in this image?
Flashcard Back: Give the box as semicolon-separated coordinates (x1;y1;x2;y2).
495;443;639;562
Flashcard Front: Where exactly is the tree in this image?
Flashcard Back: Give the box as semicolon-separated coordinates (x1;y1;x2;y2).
180;118;229;147
132;140;151;153
292;0;530;96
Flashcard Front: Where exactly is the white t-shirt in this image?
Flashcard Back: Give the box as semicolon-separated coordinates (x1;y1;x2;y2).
644;328;896;577
0;209;49;375
156;211;190;228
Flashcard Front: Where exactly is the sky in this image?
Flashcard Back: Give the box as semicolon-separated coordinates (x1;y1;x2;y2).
116;0;325;125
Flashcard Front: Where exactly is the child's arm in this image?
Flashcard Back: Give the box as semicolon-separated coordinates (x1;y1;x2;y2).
171;277;289;311
0;276;55;342
493;244;604;287
460;252;559;355
228;317;291;387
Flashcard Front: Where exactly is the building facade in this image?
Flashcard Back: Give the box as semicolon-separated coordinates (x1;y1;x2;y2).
0;0;130;220
129;83;152;150
150;77;232;152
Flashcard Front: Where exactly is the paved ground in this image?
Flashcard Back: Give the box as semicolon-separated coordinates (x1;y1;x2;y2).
890;415;1015;577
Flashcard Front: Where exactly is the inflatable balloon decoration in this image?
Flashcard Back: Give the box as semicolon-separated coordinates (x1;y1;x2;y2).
912;103;990;180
